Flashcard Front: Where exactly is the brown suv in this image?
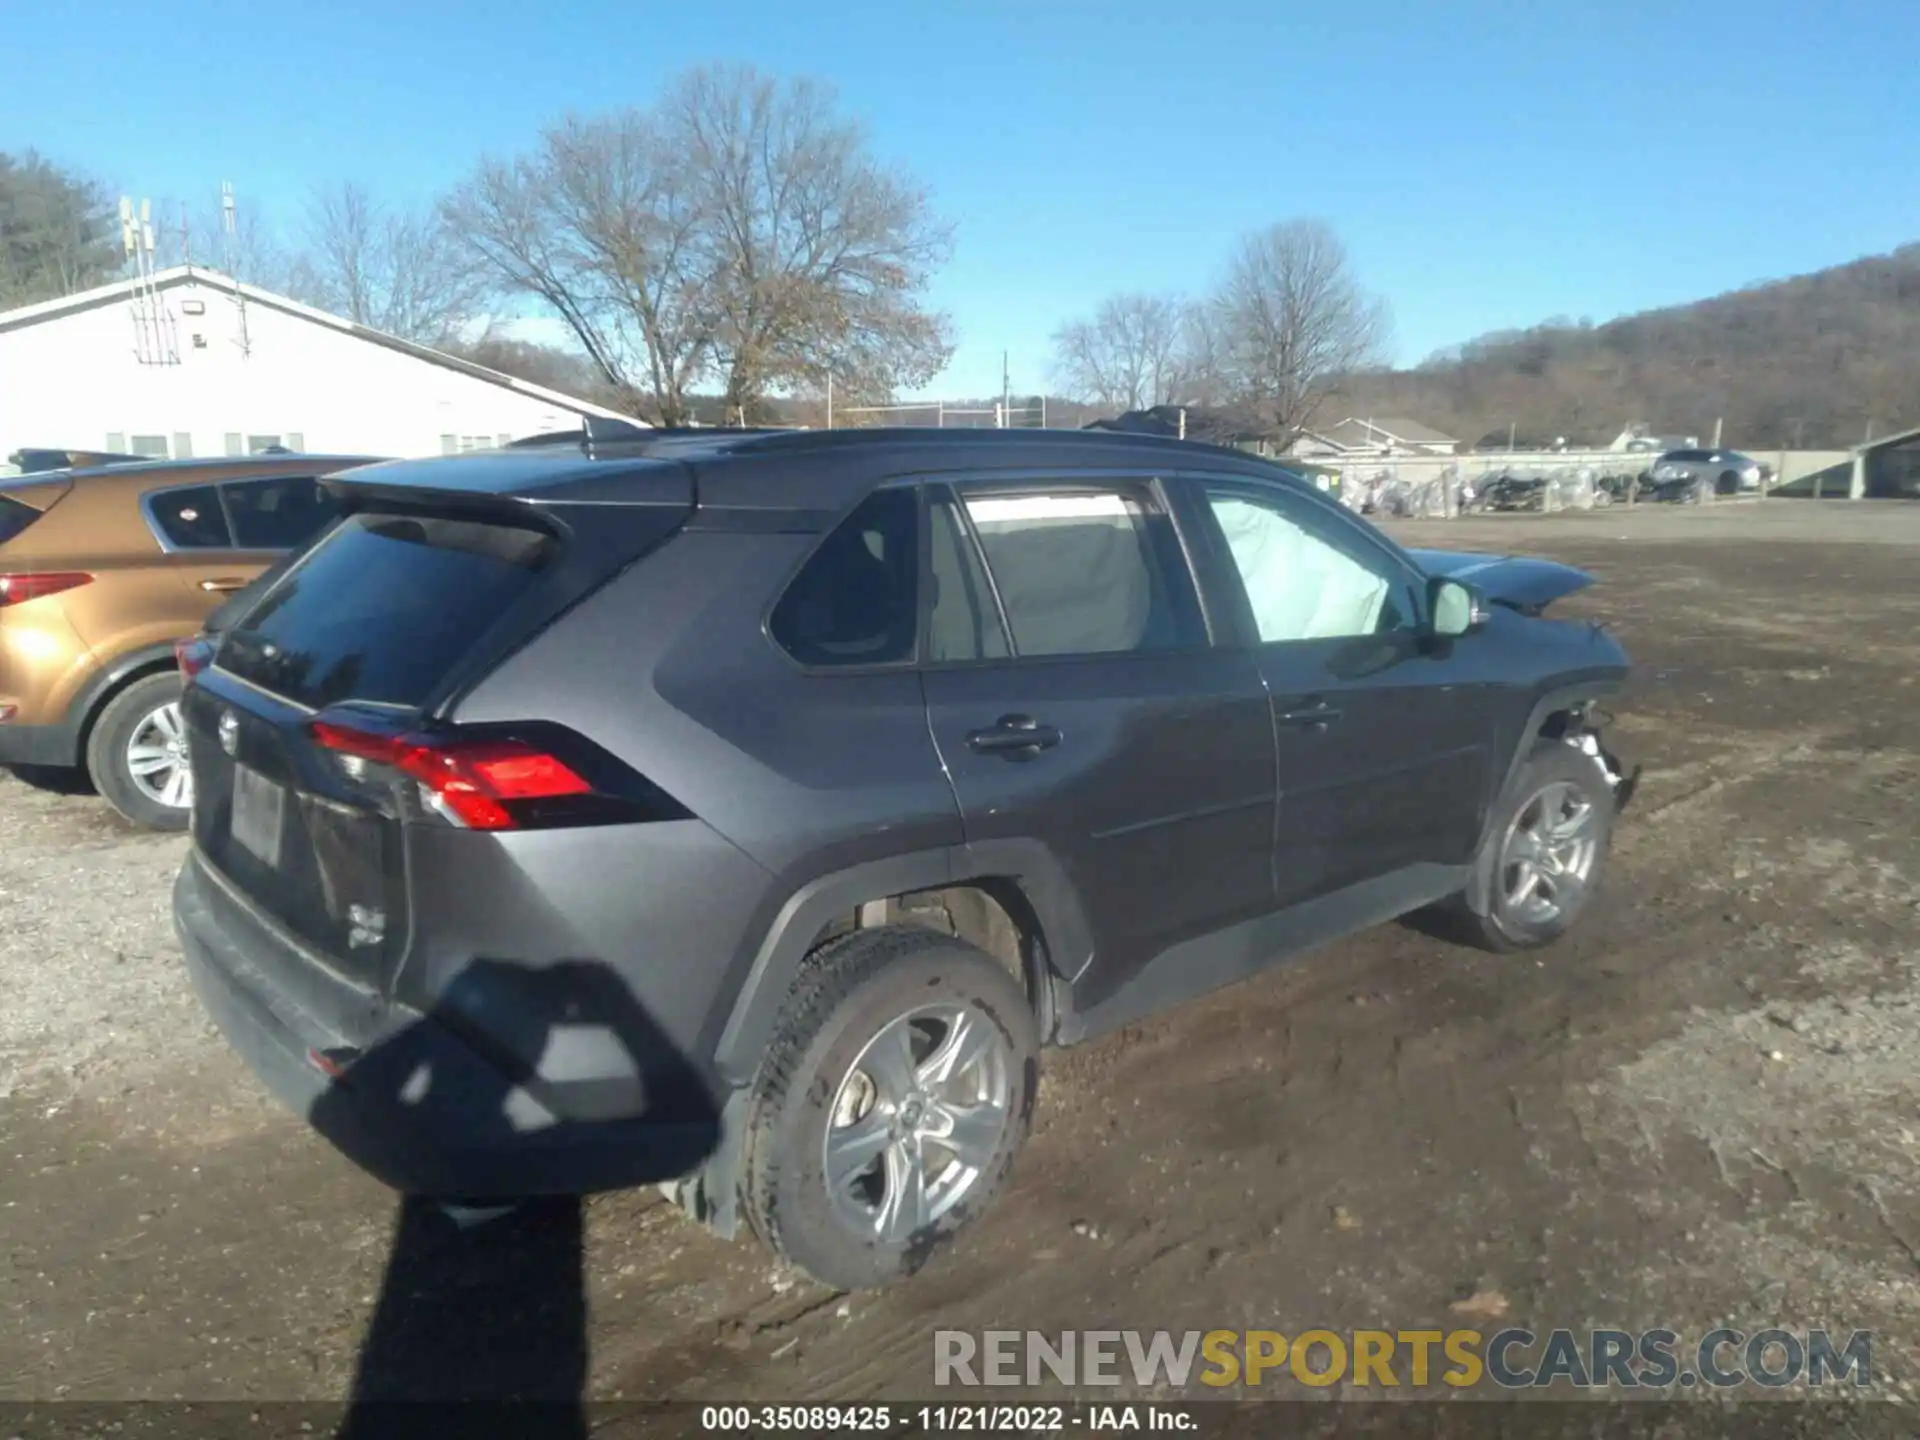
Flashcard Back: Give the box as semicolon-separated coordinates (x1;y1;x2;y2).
0;453;381;828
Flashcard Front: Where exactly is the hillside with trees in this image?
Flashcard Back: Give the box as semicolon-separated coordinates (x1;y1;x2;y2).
1331;245;1920;450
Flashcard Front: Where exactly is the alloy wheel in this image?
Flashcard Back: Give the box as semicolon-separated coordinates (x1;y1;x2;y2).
1497;779;1599;927
126;701;193;810
824;1004;1013;1243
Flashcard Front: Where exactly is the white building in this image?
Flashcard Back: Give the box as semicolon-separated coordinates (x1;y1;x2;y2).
0;266;634;466
1291;416;1461;458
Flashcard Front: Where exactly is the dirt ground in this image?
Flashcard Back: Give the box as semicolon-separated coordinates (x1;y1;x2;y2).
4;499;1919;1414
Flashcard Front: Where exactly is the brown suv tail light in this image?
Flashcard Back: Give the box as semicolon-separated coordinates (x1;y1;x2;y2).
0;571;93;607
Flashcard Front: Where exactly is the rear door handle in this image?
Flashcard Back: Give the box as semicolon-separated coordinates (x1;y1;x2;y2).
198;577;248;593
966;714;1062;756
1277;699;1344;731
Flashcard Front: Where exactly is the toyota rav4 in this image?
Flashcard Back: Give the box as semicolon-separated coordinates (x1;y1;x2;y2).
173;422;1633;1290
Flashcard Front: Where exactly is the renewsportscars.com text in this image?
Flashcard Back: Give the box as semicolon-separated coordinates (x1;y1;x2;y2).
934;1327;1873;1390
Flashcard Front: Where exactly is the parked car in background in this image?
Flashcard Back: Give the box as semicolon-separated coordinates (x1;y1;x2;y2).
0;452;381;828
1649;448;1769;501
173;424;1634;1292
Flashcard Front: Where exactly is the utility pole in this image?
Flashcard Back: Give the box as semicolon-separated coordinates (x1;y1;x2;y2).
1508;421;1516;453
1001;351;1011;430
826;372;833;430
1711;415;1723;448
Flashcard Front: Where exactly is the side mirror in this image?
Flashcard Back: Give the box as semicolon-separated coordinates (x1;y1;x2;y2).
1429;577;1489;638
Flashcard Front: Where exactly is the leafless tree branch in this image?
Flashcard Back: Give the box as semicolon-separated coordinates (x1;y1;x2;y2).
444;64;953;425
1049;292;1188;412
298;181;485;345
1208;219;1390;442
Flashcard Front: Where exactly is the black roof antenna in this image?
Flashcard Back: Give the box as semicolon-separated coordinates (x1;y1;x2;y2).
504;414;652;455
582;416;651;453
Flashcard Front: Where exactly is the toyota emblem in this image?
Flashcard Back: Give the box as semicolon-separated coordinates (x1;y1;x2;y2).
218;710;239;757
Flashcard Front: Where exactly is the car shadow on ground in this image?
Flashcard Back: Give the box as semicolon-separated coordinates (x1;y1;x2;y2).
310;958;721;1439
5;762;96;796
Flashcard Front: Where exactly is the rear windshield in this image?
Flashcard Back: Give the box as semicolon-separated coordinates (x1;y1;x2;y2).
0;494;40;547
217;512;556;710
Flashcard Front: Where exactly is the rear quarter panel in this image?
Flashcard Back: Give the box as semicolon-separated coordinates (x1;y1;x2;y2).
448;527;966;1073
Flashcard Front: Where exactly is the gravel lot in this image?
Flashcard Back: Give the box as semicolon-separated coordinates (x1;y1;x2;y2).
3;499;1919;1420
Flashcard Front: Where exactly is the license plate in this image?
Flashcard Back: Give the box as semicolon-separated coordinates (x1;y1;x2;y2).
231;764;286;868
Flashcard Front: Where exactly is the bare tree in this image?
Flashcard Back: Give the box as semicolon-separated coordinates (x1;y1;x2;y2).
1049;292;1187;412
158;188;300;294
0;151;118;307
666;64;953;415
1175;300;1231;408
443;321;604;396
445;65;954;424
444;112;716;424
1210;220;1390;443
298;181;484;344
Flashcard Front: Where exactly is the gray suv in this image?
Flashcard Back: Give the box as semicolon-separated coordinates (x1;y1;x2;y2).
173;423;1633;1290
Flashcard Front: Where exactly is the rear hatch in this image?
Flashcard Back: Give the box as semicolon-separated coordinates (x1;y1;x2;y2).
183;457;692;993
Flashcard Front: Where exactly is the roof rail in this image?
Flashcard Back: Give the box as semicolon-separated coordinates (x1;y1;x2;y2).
724;425;1255;459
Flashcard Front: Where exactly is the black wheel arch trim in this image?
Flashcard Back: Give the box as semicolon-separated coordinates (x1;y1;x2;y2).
710;839;1091;1088
37;642;183;768
690;839;1087;1241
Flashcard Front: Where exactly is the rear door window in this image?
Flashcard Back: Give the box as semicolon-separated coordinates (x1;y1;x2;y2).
147;484;234;549
221;475;340;549
926;492;1010;662
958;485;1202;657
218;512;556;710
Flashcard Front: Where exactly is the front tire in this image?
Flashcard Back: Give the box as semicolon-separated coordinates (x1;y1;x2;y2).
1447;741;1615;953
743;926;1038;1291
87;672;193;831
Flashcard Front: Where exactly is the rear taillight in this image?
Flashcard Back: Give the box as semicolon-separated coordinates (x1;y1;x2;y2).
310;721;594;831
0;571;92;607
175;636;213;680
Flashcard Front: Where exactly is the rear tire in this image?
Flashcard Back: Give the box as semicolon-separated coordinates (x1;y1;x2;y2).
1442;741;1615;953
743;926;1038;1291
87;672;193;832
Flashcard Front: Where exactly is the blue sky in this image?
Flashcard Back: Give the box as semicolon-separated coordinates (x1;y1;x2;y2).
6;0;1917;398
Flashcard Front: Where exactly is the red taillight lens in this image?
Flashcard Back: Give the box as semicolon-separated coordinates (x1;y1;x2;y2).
175;636;213;679
309;722;592;831
0;571;92;607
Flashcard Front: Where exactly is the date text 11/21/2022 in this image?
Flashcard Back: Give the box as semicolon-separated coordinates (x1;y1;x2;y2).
699;1404;1196;1432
